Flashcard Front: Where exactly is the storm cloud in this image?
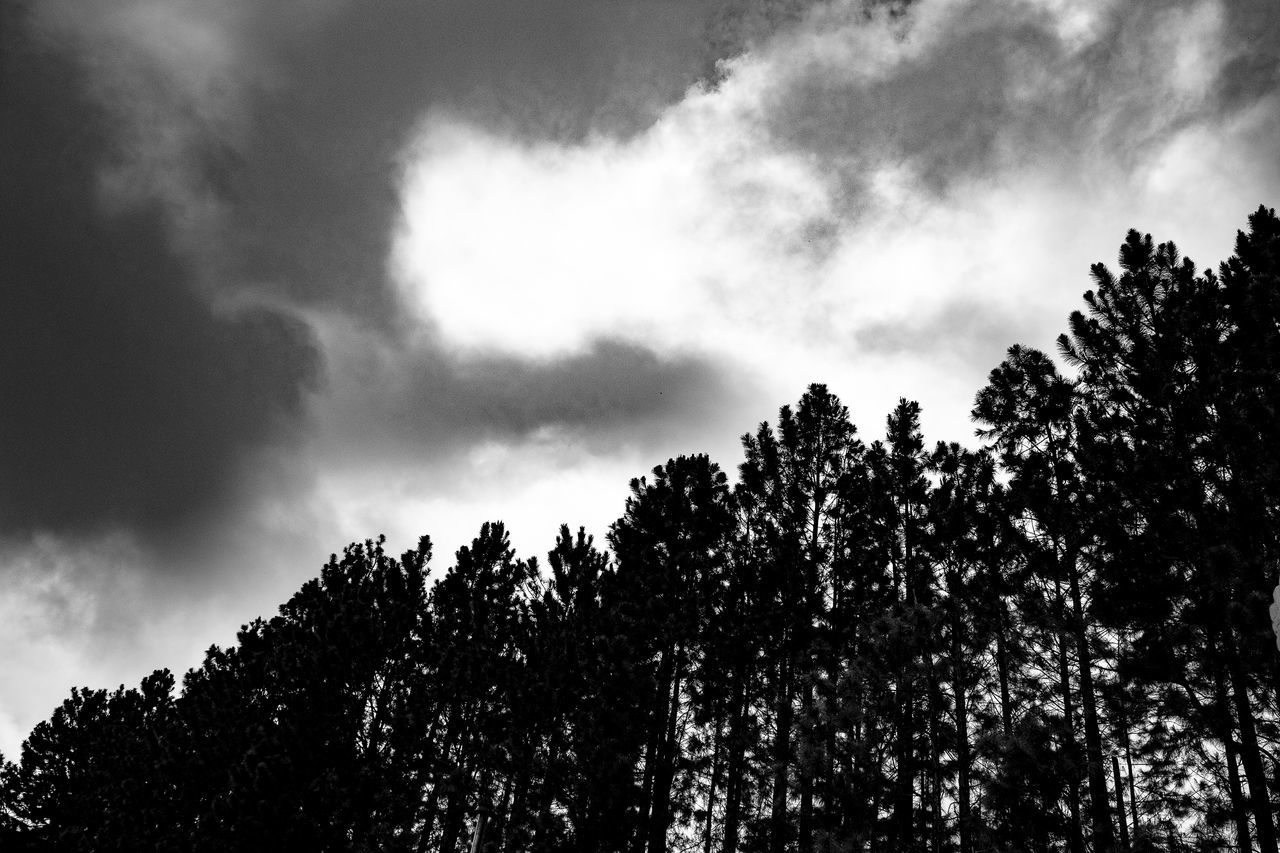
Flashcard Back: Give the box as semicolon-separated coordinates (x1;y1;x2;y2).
0;0;738;545
0;6;319;538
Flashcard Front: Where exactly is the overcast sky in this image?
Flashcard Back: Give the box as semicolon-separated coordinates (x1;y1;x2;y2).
2;0;1279;756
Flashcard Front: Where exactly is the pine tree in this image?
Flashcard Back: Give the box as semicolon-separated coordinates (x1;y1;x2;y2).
1062;224;1279;853
610;454;736;853
975;344;1116;852
736;385;861;853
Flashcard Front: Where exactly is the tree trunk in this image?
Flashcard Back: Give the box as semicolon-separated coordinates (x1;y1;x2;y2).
420;705;465;851
1053;582;1085;853
840;611;867;853
528;730;564;852
502;747;533;853
721;668;749;853
440;718;476;853
891;661;916;852
1125;745;1138;842
799;505;821;853
951;596;971;853
440;775;469;853
1224;622;1278;853
924;646;944;853
1213;648;1252;853
703;705;725;853
1065;554;1114;852
1226;744;1250;853
798;676;815;853
1112;755;1130;853
866;725;886;853
821;644;841;853
770;656;794;853
994;597;1014;739
647;650;685;853
850;688;879;853
633;648;673;853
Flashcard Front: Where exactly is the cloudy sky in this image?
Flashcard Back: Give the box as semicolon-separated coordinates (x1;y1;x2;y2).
2;0;1278;755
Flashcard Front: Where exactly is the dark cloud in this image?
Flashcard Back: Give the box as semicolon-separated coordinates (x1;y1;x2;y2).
0;5;319;538
761;0;1280;203
1215;0;1280;112
187;0;750;462
701;0;914;84
222;0;716;319
0;0;743;544
453;341;735;440
318;333;744;468
762;12;1071;195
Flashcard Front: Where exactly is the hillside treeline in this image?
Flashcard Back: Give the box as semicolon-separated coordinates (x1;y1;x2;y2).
3;207;1280;852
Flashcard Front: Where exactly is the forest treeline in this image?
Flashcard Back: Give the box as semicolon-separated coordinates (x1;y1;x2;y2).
3;207;1280;852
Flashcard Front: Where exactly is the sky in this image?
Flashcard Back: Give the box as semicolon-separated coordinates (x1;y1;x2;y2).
2;0;1279;757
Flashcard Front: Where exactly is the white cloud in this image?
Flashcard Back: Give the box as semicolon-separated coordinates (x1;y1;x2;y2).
391;95;835;360
389;0;1280;446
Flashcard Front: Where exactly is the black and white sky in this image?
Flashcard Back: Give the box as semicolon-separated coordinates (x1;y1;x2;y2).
2;0;1279;754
